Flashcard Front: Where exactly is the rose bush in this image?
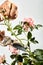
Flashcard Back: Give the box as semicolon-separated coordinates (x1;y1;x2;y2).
0;0;43;65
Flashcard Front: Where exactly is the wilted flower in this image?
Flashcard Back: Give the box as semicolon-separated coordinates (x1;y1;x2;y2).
0;31;5;41
0;55;5;64
9;45;19;55
0;0;18;21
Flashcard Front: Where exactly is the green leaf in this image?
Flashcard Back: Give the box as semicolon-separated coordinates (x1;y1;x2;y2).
30;27;34;31
37;24;43;27
7;27;11;31
17;28;22;35
23;59;30;65
35;24;43;30
11;60;16;65
22;53;29;55
30;37;38;44
35;61;43;65
10;55;17;59
35;25;38;30
17;55;23;62
22;53;29;58
13;25;22;30
30;37;35;42
11;33;14;36
22;55;29;58
34;40;39;43
27;41;30;47
23;62;30;65
33;49;43;61
13;25;22;35
27;32;32;39
33;40;39;44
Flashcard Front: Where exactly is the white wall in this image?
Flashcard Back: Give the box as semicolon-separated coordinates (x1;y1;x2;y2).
0;0;43;63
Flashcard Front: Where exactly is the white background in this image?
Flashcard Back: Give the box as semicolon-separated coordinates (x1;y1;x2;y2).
0;0;43;64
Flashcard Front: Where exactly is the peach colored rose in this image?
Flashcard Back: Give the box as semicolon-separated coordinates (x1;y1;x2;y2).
0;0;18;21
0;55;5;64
9;45;19;55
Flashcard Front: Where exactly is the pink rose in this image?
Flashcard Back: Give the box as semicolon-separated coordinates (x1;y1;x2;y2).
24;18;34;27
22;18;35;31
0;55;5;64
9;45;19;55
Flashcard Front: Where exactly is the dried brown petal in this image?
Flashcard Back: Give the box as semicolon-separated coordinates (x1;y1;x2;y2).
0;31;5;41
